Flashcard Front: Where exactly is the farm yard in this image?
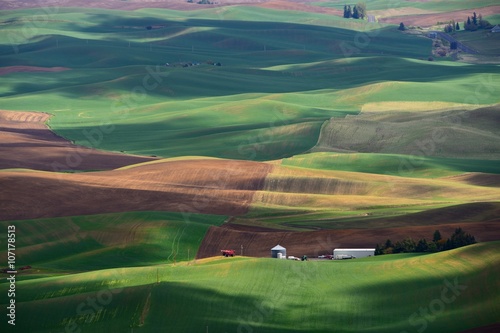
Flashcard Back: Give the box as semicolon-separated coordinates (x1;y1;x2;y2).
0;0;499;332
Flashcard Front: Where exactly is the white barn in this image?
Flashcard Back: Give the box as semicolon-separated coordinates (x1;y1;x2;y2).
333;248;375;259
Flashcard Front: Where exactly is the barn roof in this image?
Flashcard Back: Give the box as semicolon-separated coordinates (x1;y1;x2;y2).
271;244;286;250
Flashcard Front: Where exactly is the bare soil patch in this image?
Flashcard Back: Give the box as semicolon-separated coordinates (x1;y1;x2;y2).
379;6;500;27
249;0;341;15
0;158;273;220
445;173;500;187
0;0;342;13
197;221;500;259
0;110;156;171
0;66;70;76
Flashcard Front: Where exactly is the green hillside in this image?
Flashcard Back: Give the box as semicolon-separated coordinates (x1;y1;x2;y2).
2;6;499;160
1;242;498;332
0;212;226;271
281;152;500;178
312;105;500;160
1;3;499;333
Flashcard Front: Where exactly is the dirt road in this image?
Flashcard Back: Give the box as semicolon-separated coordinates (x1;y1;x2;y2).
432;31;478;54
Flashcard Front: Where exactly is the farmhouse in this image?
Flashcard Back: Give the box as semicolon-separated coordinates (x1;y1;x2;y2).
333;248;375;259
491;25;500;33
271;244;286;259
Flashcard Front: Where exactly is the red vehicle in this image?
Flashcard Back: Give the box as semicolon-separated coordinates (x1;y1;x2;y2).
221;249;235;257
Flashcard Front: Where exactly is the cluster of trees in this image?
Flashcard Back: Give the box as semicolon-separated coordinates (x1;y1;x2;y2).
343;3;366;20
441;13;493;33
443;21;460;33
375;228;476;255
464;12;493;31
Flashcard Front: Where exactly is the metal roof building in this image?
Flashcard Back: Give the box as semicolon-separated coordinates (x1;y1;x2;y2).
333;248;375;259
271;244;286;259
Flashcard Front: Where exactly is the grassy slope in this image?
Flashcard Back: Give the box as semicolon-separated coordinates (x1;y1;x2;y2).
2;6;499;160
241;161;500;230
311;105;500;160
1;242;498;332
0;212;226;271
231;150;500;230
0;5;497;161
280;152;500;178
453;29;500;56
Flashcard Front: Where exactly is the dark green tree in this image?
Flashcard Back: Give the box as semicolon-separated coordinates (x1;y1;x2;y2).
385;239;393;249
449;227;476;248
416;239;429;253
398;22;406;31
352;5;359;19
472;12;477;25
427;241;437;252
356;2;367;19
343;5;352;18
478;15;492;29
393;238;416;253
456;22;460;30
433;230;442;243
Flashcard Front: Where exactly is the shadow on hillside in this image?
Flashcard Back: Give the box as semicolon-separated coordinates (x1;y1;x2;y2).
308;250;500;333
5;14;489;99
4;244;500;333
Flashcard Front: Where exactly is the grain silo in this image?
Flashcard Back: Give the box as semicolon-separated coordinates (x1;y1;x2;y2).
271;244;286;259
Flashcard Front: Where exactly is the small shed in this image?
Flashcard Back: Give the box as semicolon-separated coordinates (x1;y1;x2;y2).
271;244;286;259
491;25;500;33
333;248;375;259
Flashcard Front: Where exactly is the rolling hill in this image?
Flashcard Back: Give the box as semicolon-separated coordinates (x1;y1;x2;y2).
313;105;500;159
1;242;498;332
0;1;499;333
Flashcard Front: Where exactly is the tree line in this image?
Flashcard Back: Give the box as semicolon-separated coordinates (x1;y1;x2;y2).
375;228;476;255
443;12;493;33
343;3;366;20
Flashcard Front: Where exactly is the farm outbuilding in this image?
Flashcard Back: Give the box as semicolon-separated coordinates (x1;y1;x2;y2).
333;248;375;259
271;244;286;259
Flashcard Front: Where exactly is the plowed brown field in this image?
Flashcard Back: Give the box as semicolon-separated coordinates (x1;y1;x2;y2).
0;66;70;75
0;110;155;171
378;6;500;27
0;158;273;220
0;0;342;13
0;0;301;11
197;220;500;258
